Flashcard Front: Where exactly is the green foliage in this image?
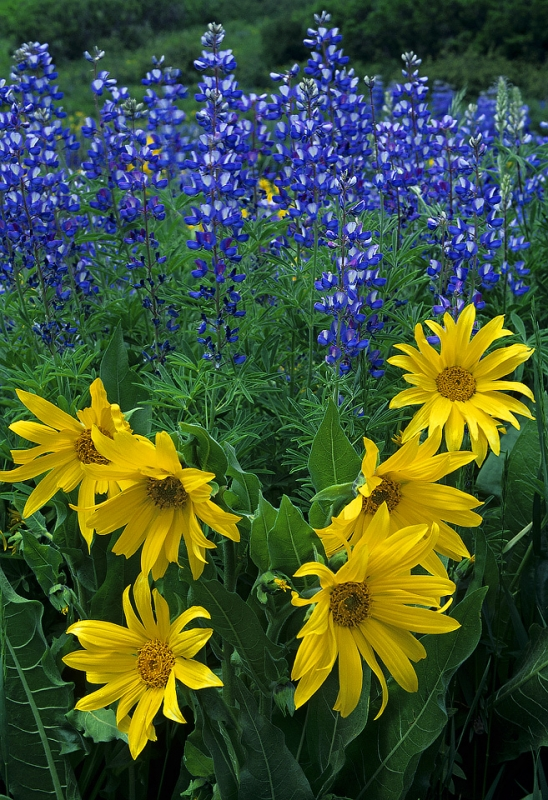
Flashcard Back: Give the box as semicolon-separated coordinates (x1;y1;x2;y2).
0;566;79;799
346;588;488;800
188;578;288;693
308;400;361;493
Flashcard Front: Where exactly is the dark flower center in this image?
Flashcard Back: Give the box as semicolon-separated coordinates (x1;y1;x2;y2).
137;639;175;687
146;476;188;509
330;581;371;627
435;366;476;401
74;427;111;465
362;477;402;514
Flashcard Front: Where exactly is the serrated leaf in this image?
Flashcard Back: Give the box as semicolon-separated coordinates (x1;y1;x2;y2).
268;495;325;581
355;587;487;800
308;400;361;492
66;708;128;744
494;624;548;757
188;579;287;694
0;566;79;800
233;679;314;800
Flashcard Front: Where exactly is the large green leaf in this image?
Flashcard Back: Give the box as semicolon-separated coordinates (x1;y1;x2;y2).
179;422;228;482
304;663;370;797
66;708;128;745
267;495;325;583
354;587;487;800
250;494;277;573
308;400;361;492
503;418;541;535
223;443;261;516
100;322;151;436
188;579;287;694
0;566;80;800
196;689;242;800
494;624;548;757
233;679;314;800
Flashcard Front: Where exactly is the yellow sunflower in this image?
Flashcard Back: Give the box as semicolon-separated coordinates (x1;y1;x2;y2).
0;379;131;547
292;504;459;718
82;428;241;580
316;429;481;576
63;574;222;759
387;304;534;465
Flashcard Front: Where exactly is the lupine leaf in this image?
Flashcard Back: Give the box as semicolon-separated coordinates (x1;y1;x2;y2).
353;587;487;800
233;679;314;800
308;400;360;492
0;566;79;800
188;579;287;693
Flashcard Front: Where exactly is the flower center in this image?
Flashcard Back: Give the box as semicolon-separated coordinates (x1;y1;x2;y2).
330;581;371;627
435;366;476;401
146;476;188;509
362;477;402;514
137;639;175;688
75;427;111;465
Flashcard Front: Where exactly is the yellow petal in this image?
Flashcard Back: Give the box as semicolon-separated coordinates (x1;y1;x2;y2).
333;626;363;717
173;658;224;690
16;389;82;432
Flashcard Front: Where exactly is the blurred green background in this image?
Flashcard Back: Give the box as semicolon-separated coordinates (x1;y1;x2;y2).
0;0;547;125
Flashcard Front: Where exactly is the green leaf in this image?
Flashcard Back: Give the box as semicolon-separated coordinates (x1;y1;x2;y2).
504;418;541;535
100;322;151;435
250;494;277;573
66;708;128;744
308;400;361;492
196;689;242;800
233;679;314;800
476;425;520;498
0;566;79;800
223;443;261;515
90;532;141;626
267;495;325;581
354;587;487;800
188;579;287;694
304;663;370;797
494;624;548;757
184;738;215;778
179;422;228;482
19;530;64;609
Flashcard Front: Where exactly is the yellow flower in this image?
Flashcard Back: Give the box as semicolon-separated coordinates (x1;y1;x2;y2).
63;575;222;759
83;429;241;580
387;304;534;464
0;379;131;548
291;505;460;718
316;429;481;576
